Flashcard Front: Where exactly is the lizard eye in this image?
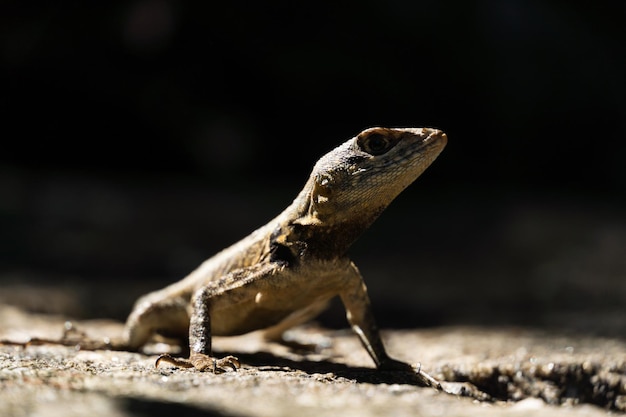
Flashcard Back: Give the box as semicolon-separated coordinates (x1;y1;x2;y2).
357;132;394;156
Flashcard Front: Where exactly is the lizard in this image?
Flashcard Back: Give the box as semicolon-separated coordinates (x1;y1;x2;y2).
127;126;447;386
7;126;447;387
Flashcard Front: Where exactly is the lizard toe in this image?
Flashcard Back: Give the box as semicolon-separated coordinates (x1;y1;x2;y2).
155;353;194;369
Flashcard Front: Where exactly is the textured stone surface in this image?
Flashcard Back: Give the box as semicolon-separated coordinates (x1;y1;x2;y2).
1;304;623;417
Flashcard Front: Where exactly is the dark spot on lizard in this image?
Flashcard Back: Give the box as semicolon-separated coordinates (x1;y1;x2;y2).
269;225;301;266
269;242;295;266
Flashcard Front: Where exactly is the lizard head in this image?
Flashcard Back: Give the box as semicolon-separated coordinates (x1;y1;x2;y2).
304;127;447;226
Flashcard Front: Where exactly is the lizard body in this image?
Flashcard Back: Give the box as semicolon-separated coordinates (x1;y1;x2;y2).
126;126;447;384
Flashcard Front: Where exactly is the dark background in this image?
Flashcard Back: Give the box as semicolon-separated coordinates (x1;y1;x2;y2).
1;2;625;334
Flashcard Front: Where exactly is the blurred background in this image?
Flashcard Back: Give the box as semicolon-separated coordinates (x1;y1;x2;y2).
1;2;625;335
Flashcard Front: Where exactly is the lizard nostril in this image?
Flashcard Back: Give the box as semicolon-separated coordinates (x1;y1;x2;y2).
426;129;447;143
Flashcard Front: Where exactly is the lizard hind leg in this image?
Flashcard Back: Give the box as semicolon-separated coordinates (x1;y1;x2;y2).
124;294;190;351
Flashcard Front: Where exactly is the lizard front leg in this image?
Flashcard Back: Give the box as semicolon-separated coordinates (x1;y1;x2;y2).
340;262;441;389
156;284;240;373
156;262;283;373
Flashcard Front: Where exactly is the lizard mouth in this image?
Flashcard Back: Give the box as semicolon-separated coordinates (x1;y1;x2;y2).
408;128;447;164
393;128;448;174
420;128;448;149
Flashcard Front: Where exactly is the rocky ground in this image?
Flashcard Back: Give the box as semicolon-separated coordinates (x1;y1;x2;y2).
2;177;626;416
1;303;624;417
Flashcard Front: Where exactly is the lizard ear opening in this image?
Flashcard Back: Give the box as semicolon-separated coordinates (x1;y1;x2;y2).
311;172;335;217
312;172;333;206
294;173;333;226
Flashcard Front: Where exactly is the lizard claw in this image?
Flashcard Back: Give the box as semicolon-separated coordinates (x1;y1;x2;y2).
207;354;240;373
213;355;240;372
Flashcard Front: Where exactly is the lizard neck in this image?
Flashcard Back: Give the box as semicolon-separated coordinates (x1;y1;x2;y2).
269;180;384;262
267;126;447;264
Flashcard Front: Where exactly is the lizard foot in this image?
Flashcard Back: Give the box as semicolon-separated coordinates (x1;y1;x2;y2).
379;358;442;390
414;366;442;390
9;321;125;351
156;352;240;373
